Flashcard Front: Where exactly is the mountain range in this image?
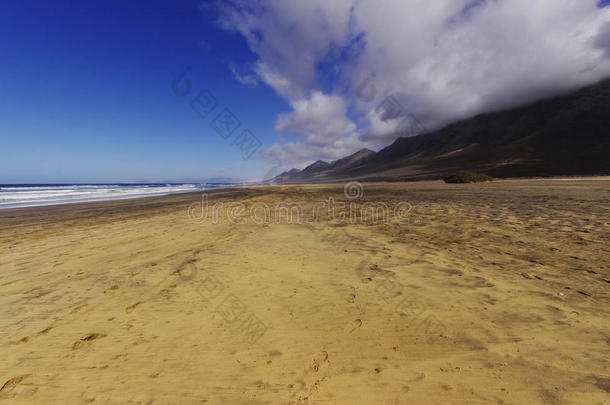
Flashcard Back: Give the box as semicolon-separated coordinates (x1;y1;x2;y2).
273;78;610;183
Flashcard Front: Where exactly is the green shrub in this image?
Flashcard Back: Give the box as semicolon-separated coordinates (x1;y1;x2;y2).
443;171;494;184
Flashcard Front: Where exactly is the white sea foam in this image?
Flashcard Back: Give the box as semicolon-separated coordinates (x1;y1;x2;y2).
0;184;208;209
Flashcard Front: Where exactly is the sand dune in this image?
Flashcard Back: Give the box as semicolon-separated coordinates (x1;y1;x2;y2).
1;179;608;404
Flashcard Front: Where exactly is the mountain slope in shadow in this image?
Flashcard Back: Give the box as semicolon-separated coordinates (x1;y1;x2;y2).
274;78;610;183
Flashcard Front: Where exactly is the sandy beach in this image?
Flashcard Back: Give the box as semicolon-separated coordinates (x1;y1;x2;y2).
1;179;609;404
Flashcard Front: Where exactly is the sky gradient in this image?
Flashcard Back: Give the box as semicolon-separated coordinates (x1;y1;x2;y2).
1;0;287;183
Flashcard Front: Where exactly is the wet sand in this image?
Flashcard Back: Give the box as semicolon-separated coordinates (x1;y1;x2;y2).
1;179;609;404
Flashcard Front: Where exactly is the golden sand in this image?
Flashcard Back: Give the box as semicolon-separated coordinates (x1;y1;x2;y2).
1;179;609;404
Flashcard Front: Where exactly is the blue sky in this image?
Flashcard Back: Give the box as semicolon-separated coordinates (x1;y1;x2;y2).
0;0;289;183
2;0;609;183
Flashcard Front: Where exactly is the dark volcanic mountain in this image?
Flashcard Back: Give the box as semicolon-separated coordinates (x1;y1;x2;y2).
301;160;330;175
273;78;610;183
274;149;375;183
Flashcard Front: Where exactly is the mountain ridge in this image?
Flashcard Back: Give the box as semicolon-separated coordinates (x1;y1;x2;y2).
272;78;610;183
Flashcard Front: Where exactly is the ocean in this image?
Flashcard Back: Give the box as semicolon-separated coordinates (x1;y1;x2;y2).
0;183;241;209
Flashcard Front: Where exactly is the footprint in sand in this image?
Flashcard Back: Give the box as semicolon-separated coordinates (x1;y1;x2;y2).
19;326;53;344
72;333;106;350
346;289;357;303
103;285;119;294
346;318;362;333
310;351;329;373
0;374;31;394
71;303;89;313
125;302;141;313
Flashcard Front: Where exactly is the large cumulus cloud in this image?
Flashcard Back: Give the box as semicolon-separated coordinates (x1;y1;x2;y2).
213;0;610;168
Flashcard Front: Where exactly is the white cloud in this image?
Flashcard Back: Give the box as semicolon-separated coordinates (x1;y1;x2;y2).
276;91;356;146
214;0;610;168
229;64;259;86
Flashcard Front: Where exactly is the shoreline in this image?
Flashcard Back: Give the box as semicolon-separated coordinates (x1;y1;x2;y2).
3;174;610;212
